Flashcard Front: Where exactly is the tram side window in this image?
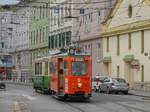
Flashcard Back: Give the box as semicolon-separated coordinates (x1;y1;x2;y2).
72;62;88;76
45;62;48;75
64;61;68;75
50;62;56;74
39;63;42;75
35;63;38;75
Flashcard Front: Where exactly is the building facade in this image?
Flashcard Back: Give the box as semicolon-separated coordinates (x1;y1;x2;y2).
48;0;72;51
10;6;31;82
72;0;116;77
0;11;13;79
0;11;12;54
29;0;50;75
102;0;150;91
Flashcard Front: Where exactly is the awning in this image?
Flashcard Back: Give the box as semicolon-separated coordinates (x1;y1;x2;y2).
123;54;134;62
103;56;112;64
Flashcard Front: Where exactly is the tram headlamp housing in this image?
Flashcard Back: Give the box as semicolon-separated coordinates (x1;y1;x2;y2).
78;83;82;88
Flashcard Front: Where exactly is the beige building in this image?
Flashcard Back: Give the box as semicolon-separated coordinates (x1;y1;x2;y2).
102;0;150;91
72;0;116;77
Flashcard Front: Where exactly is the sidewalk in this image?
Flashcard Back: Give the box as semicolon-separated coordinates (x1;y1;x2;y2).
3;80;33;86
129;90;150;98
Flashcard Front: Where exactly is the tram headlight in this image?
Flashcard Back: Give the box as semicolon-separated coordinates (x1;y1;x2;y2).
78;83;82;88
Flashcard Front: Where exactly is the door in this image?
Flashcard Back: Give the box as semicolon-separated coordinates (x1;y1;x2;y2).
125;63;134;89
58;58;64;94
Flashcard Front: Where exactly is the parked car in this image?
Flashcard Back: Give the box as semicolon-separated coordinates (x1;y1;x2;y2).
100;78;129;94
92;75;110;92
0;80;6;90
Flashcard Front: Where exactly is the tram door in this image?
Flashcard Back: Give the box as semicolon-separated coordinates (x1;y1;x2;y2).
58;58;64;94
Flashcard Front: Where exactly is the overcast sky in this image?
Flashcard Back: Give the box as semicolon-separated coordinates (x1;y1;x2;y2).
0;0;19;5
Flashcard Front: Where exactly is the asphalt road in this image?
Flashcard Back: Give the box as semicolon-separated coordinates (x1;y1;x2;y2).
0;84;150;112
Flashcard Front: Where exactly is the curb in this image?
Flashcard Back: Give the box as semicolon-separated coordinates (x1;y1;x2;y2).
129;92;150;98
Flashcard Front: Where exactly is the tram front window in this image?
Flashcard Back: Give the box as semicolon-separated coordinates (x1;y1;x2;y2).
72;62;88;76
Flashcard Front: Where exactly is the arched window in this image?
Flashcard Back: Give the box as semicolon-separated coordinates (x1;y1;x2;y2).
128;5;133;18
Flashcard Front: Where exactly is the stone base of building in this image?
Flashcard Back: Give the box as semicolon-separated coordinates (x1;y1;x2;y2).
134;82;150;91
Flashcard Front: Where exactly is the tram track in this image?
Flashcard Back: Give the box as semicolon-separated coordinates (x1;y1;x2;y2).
51;96;86;112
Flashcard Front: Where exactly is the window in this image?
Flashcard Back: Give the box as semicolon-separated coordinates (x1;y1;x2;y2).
66;31;71;45
117;35;120;56
117;65;120;78
141;65;144;82
98;10;101;16
106;37;109;52
141;30;144;53
97;43;101;60
40;29;42;43
48;36;51;48
64;61;68;75
34;31;36;44
72;62;88;76
43;5;45;18
1;42;4;48
51;35;54;49
36;30;38;44
128;5;132;18
55;35;58;48
90;13;92;22
46;3;48;17
62;33;65;47
40;6;42;19
59;34;62;48
42;28;45;42
45;62;48;75
50;62;56;74
33;10;36;20
128;33;131;49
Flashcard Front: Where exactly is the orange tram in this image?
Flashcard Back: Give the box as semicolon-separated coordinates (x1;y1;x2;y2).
33;47;92;100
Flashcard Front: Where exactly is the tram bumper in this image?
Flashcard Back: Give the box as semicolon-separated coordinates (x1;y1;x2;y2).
67;91;91;98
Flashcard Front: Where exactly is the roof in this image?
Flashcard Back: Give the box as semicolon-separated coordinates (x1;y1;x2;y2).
102;0;150;36
34;51;91;62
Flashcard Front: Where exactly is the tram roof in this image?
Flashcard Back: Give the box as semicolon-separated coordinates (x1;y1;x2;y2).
35;50;91;62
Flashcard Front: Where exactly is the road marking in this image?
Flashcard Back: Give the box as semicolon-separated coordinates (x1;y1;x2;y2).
13;100;22;112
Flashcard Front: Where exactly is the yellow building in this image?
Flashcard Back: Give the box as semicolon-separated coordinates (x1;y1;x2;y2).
102;0;150;91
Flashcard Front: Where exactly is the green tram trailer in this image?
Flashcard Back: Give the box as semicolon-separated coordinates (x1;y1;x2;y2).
32;56;51;93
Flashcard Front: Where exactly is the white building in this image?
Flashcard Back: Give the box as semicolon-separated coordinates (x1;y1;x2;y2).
49;0;73;51
0;11;13;54
10;6;31;83
102;0;150;91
